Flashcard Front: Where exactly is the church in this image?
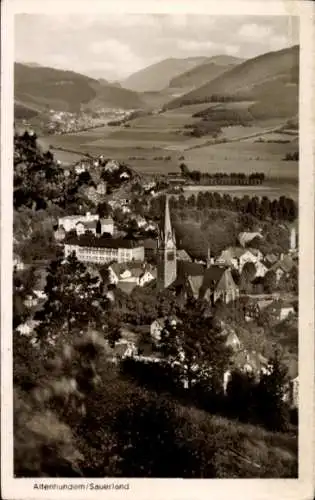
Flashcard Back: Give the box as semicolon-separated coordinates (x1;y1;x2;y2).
156;196;239;305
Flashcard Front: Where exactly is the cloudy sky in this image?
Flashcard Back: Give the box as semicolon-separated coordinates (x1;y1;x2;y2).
15;14;299;81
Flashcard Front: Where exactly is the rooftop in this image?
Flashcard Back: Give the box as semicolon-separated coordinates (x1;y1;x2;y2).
65;235;143;249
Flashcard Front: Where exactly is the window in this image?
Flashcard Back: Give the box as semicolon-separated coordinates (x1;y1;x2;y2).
167;252;175;261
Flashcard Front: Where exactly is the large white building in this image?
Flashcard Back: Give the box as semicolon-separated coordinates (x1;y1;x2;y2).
64;236;144;264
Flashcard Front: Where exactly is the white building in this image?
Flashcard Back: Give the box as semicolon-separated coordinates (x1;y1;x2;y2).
64;237;144;264
58;212;99;233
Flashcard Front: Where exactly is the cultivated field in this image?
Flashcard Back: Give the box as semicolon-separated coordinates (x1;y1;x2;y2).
38;101;299;189
184;141;298;181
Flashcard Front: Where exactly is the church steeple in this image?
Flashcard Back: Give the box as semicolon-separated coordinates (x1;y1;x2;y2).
157;196;177;290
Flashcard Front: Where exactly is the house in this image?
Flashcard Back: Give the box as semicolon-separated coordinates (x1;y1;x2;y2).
13;255;25;271
16;319;40;336
58;212;98;233
217;247;262;272
101;217;114;235
133;215;147;228
24;294;39;309
74;162;86;175
108;339;137;364
238;231;263;248
244;298;274;321
150;317;178;342
96;181;107;195
279;305;295;321
120;171;130;180
76;221;93;236
223;350;270;393
104;159;120;172
264;253;278;268
109;262;156;287
271;255;296;283
224;330;241;351
254;260;268;278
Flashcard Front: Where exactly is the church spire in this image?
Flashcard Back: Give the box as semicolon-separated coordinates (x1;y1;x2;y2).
206;245;211;268
164;195;172;241
157;195;177;290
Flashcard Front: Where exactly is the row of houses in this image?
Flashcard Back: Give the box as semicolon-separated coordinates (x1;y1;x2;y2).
57;212;115;238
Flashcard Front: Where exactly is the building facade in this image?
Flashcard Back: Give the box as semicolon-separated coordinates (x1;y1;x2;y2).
64;238;144;264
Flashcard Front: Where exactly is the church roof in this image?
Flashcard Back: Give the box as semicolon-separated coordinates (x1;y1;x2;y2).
177;261;205;277
177;249;192;262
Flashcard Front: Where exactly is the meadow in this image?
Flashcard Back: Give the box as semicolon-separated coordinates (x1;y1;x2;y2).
38;101;299;188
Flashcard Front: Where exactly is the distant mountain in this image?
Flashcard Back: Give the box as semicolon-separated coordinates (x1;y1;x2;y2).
166;46;299;119
20;62;42;68
14;63;147;114
168;55;243;91
121;57;208;92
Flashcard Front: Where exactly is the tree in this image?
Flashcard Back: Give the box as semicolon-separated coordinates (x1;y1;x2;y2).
35;253;111;344
13;265;37;328
160;300;231;393
14;329;108;477
263;270;277;294
239;261;256;293
254;352;290;431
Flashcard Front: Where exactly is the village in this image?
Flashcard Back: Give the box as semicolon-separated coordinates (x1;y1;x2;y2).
14;140;299;411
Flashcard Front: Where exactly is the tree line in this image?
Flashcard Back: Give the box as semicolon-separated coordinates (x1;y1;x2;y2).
149;192;297;223
180;163;266;185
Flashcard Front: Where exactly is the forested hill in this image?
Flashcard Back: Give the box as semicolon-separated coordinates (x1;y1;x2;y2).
15;63;147;114
166;45;299;120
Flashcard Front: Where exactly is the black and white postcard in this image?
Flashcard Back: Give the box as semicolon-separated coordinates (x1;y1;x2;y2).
1;1;314;499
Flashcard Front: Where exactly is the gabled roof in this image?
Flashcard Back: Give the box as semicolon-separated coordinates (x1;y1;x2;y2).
187;275;204;298
225;331;241;349
116;281;138;295
65;235;143;249
177;261;205;278
143;238;158;250
84;220;98;230
177;249;192;262
232;349;268;373
272;255;296;274
100;217;114;224
238;231;262;248
219;247;246;261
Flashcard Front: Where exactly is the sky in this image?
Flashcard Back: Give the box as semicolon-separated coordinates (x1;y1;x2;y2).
15;14;299;82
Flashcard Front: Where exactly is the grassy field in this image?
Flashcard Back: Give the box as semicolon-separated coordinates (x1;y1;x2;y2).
38;100;298;191
183;141;298;181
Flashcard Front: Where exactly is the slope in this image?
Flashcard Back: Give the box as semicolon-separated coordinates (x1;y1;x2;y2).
122;57;208;92
168;55;243;90
14;63;147;114
166;45;299;119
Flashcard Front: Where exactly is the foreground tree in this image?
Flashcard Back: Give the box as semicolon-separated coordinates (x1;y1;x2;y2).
35;253;112;345
254;352;291;431
160;299;231;393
